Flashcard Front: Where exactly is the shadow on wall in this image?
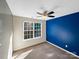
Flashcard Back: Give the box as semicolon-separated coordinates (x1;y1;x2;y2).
46;12;79;56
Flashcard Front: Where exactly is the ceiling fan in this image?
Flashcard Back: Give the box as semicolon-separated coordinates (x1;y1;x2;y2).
37;10;55;18
36;5;59;20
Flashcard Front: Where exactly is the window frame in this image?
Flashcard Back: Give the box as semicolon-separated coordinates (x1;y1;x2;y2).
23;21;42;41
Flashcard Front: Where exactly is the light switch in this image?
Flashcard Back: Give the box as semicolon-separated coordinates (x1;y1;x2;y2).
0;43;2;47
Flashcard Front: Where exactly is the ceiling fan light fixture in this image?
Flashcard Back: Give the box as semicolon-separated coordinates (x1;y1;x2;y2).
42;16;47;20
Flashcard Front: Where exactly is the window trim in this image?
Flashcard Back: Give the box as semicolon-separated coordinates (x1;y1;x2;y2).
23;21;42;41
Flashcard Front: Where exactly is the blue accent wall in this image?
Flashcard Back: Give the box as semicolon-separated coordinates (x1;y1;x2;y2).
46;12;79;56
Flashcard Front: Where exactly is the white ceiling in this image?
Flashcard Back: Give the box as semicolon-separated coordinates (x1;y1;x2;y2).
6;0;79;20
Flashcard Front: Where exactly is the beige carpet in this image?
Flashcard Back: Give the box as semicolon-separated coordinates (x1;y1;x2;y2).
13;42;79;59
24;43;78;59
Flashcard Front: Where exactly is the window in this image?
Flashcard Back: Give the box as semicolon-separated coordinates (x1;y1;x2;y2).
24;22;42;39
24;22;33;39
34;23;41;37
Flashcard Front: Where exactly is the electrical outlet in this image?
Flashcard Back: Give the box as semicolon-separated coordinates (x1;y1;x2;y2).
65;45;68;48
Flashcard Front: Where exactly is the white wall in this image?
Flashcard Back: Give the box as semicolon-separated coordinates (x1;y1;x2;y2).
13;16;46;51
0;0;13;59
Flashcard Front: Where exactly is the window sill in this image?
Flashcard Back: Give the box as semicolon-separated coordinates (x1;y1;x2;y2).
23;36;42;41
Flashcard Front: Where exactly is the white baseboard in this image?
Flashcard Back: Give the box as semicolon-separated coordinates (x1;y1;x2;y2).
47;41;79;58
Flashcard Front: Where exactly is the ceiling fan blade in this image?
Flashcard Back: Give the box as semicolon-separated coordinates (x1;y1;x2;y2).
48;11;54;15
48;15;55;17
37;12;43;15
